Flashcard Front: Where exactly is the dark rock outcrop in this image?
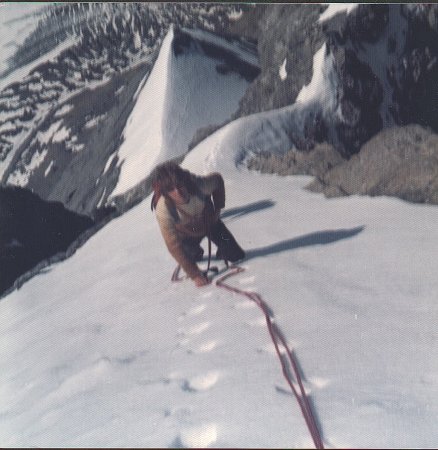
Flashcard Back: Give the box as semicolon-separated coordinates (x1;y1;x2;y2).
247;142;345;178
307;125;438;204
393;5;438;132
230;4;438;158
0;186;94;297
227;4;325;117
331;47;384;156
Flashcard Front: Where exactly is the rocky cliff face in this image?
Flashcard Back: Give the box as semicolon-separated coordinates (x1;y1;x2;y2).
0;186;94;296
307;125;438;204
228;4;438;156
228;4;438;203
228;4;326;117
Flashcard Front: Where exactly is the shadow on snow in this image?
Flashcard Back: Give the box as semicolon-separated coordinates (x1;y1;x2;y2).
244;226;365;261
221;199;275;220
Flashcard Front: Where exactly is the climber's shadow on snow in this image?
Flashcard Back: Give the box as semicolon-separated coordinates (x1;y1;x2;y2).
244;226;365;261
221;199;275;220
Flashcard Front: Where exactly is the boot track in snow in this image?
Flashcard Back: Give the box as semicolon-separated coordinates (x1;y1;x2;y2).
171;262;325;449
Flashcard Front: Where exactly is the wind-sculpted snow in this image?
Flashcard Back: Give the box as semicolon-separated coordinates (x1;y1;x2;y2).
109;26;258;199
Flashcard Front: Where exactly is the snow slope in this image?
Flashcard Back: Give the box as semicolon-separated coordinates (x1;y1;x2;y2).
109;27;254;199
1;136;437;448
1;9;438;449
317;4;358;24
0;3;48;76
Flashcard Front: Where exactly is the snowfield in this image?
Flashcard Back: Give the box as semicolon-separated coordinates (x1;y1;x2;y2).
1;159;437;448
0;3;48;77
1;8;438;450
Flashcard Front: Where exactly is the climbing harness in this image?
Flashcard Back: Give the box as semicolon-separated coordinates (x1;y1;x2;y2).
171;261;324;449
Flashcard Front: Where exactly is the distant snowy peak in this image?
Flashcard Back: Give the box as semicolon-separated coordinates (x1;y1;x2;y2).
0;3;251;217
0;3;245;167
318;4;358;24
4;3;241;79
108;26;260;200
2;3;438;219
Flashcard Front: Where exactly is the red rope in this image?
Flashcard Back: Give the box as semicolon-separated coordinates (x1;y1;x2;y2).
215;265;324;449
170;263;324;448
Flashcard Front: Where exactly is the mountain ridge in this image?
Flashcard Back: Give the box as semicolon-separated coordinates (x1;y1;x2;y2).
1;4;437;297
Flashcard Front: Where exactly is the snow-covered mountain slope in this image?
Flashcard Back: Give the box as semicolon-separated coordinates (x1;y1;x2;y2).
0;3;255;216
109;26;258;199
0;4;48;77
1;71;438;448
2;3;438;219
1;5;438;446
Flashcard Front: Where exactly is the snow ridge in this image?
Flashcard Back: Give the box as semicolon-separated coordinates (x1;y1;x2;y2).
109;26;257;199
1;4;438;449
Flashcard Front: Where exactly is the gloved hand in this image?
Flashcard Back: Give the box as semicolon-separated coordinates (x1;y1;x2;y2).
193;273;210;287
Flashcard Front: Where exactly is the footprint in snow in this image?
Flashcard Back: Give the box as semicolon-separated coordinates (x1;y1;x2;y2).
276;376;329;397
233;299;257;310
238;275;256;285
308;376;331;389
176;322;211;348
246;316;267;327
199;291;213;299
178;304;207;323
178;321;210;336
175;423;218;448
275;381;312;397
256;339;300;355
182;371;220;392
195;340;218;353
185;339;219;355
188;304;207;316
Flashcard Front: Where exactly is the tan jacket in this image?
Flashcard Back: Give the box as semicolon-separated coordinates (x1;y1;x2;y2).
155;172;225;279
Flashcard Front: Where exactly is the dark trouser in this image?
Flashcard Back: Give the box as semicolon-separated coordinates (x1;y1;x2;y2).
182;220;245;263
